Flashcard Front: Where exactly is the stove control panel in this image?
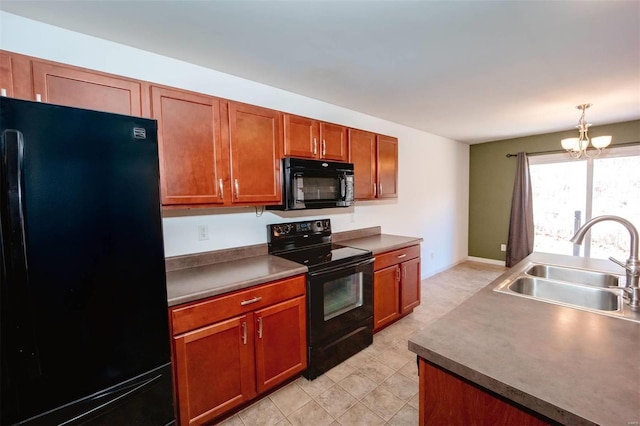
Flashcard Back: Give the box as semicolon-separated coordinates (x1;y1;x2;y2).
268;219;331;242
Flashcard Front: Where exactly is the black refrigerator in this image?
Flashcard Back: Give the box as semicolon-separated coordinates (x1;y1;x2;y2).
0;98;174;425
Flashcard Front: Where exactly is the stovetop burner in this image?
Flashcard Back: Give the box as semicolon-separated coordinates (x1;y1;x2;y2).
267;219;372;272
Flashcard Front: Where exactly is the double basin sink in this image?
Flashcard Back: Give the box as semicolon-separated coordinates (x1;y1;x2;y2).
494;263;640;322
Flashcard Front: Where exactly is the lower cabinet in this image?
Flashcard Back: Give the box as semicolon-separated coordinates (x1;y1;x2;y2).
169;275;307;425
373;245;421;331
419;358;550;425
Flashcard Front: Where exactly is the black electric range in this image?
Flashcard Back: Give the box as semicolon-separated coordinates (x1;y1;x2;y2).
268;219;374;380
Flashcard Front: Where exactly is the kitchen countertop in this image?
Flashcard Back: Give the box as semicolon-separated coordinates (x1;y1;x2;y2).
408;252;640;425
166;232;423;308
338;234;423;254
166;255;307;307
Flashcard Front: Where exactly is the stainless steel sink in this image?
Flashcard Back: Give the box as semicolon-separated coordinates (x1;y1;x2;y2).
525;264;620;288
506;277;619;311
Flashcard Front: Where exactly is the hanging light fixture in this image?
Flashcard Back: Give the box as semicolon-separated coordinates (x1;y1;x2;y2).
560;104;612;159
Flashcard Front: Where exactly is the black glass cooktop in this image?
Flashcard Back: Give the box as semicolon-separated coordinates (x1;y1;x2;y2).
275;243;372;271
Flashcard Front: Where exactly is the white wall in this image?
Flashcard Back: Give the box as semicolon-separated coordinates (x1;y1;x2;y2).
0;12;469;278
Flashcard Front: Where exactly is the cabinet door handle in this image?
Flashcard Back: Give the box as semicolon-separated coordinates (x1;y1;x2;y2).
322;139;326;156
396;268;401;282
35;93;42;102
0;88;7;97
379;183;383;195
240;296;262;306
241;322;247;345
218;178;224;199
313;138;317;155
397;254;407;259
257;317;263;339
373;182;377;197
234;179;239;199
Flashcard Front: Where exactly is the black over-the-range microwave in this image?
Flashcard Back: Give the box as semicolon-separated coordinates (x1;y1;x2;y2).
267;158;355;210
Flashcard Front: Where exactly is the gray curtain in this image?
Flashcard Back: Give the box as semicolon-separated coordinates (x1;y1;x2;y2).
506;152;534;267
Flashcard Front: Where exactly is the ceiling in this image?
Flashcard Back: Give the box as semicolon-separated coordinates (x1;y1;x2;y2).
1;0;639;144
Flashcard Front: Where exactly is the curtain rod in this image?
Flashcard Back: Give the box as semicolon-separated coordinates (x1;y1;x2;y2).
505;141;640;158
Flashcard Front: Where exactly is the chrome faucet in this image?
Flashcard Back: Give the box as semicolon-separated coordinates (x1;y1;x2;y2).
570;215;640;311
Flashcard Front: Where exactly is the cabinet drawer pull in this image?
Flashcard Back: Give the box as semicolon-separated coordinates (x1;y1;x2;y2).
240;296;262;306
35;93;42;102
397;254;407;259
241;322;247;345
257;317;263;338
218;178;224;199
1;88;7;97
313;138;317;155
234;179;239;199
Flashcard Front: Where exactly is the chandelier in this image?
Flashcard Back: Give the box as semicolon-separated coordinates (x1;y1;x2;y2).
560;104;612;159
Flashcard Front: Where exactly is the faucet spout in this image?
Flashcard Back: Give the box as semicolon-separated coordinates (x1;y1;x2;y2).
570;215;640;311
570;215;638;260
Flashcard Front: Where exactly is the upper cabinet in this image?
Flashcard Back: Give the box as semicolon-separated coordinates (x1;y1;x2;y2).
228;102;282;205
349;129;398;200
283;114;348;162
151;86;225;206
377;134;398;198
0;52;32;100
153;90;283;208
31;60;146;116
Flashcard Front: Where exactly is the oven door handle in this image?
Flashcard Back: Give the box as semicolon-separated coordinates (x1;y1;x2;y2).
309;257;375;277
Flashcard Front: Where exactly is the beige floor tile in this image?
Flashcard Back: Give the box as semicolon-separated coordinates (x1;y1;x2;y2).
286;400;334;426
380;372;419;401
361;386;405;421
269;382;311;416
408;392;420;410
397;359;419;383
387;403;419;426
356;359;395;384
337;372;377;400
325;360;357;383
336;402;385;426
216;414;244;426
239;397;285;426
296;374;335;399
373;347;409;370
314;385;357;418
274;419;293;426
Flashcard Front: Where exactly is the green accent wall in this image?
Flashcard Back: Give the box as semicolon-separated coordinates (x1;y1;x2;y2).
468;120;640;261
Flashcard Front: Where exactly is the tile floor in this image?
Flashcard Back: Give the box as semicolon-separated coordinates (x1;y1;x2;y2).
218;261;506;426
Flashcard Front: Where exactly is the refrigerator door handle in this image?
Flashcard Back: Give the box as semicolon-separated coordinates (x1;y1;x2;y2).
1;128;42;380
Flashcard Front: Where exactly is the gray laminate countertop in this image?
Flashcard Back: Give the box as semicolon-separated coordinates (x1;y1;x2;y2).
166;255;307;307
408;252;640;425
339;234;423;254
166;232;423;308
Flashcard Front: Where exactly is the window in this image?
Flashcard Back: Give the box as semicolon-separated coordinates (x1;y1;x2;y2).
529;145;640;260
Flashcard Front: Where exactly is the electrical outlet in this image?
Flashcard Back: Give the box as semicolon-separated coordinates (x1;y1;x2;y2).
500;244;507;252
198;225;209;241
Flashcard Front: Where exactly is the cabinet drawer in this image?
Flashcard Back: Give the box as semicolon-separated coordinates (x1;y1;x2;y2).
171;274;306;335
374;245;420;271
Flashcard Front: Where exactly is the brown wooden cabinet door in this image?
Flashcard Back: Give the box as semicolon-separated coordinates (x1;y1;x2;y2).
283;114;319;158
377;135;398;198
151;86;225;206
374;265;400;331
0;51;33;99
420;359;549;426
320;122;348;161
400;258;421;315
228;102;282;204
348;128;377;200
173;314;256;426
254;296;307;394
31;61;143;116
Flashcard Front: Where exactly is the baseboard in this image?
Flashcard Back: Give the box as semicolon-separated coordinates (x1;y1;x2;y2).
467;256;506;266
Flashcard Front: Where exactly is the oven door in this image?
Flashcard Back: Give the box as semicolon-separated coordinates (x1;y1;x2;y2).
307;257;374;345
